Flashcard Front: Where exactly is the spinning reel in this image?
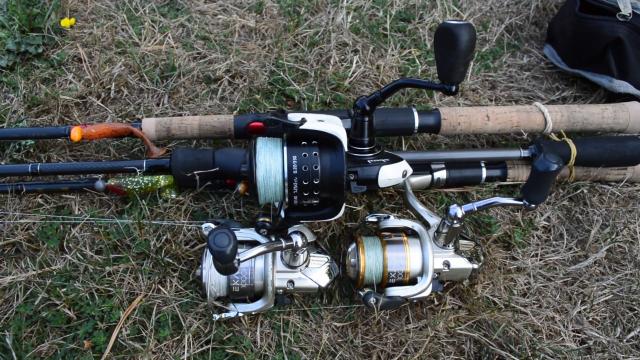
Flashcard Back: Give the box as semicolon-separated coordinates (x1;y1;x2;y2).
197;150;563;318
347;152;563;309
169;20;476;223
198;222;338;320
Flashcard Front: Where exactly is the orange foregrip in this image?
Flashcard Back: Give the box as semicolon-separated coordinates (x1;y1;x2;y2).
70;123;167;158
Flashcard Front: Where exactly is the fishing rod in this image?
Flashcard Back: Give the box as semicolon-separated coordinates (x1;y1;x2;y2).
1;133;639;223
2;160;639;196
7;161;640;202
2;20;638;159
5;102;639;149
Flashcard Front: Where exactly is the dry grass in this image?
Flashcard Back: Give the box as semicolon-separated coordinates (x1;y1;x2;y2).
1;0;639;358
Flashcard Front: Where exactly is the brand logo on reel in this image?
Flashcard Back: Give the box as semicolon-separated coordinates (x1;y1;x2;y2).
367;158;390;164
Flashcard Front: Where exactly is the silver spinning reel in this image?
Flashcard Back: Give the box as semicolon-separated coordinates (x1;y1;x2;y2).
198;222;338;320
345;185;481;309
347;152;564;309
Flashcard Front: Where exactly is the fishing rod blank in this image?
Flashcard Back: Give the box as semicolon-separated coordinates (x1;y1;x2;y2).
0;122;165;158
394;148;532;163
3;160;640;196
0;176;177;195
0;159;170;176
0;126;74;140
0;179;104;193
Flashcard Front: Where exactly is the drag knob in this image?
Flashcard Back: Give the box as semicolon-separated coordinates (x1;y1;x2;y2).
206;227;239;276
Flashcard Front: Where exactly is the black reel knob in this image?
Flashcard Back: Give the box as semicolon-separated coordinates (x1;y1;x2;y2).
520;152;564;206
434;20;477;86
206;227;239;276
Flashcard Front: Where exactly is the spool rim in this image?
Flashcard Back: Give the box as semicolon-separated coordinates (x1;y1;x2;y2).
401;232;411;285
356;235;366;289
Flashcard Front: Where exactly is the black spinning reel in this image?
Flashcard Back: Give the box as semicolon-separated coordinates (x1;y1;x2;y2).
168;20;477;224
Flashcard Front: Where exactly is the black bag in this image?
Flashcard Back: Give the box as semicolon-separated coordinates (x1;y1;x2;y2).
545;0;640;97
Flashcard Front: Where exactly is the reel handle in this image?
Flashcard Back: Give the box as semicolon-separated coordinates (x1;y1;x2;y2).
206;227;239;276
520;152;564;206
434;20;477;86
433;152;562;247
348;20;475;153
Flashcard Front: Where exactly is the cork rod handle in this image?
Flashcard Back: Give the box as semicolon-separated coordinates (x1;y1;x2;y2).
439;102;640;135
141;115;235;140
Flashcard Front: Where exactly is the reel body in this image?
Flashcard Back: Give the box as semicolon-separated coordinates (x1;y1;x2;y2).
345;151;565;309
199;223;338;320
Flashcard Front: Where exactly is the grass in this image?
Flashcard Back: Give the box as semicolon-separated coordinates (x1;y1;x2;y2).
0;0;60;68
1;0;639;358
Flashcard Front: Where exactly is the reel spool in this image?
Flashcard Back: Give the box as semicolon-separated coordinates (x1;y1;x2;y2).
198;223;338;320
201;244;265;302
346;231;423;289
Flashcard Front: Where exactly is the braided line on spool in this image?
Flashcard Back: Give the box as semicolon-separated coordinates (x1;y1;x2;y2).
381;234;389;288
255;137;285;204
361;235;384;287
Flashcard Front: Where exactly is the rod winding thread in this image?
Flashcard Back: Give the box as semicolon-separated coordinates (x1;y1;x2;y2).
255;137;285;204
549;130;577;182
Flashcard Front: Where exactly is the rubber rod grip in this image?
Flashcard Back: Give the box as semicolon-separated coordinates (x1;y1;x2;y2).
520;152;564;206
507;161;640;183
533;135;640;167
170;147;247;188
141;115;235;140
438;102;640;135
445;164;484;187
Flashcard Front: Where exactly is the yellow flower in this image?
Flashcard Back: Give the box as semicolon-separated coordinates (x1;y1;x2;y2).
60;17;76;29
